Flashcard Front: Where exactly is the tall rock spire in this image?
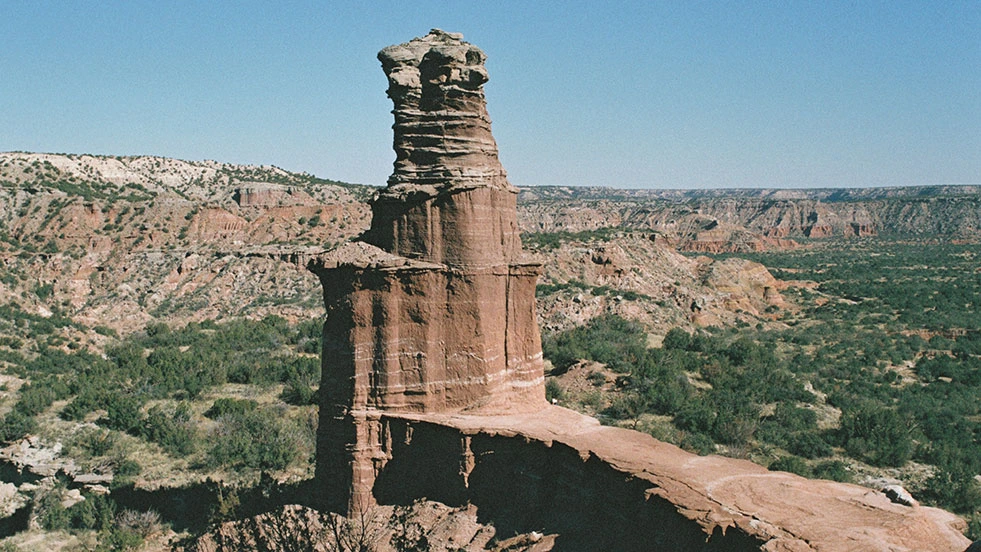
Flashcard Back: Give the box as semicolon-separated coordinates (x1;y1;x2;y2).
365;29;522;268
309;29;545;514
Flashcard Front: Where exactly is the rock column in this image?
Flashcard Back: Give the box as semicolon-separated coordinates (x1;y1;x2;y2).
309;29;546;515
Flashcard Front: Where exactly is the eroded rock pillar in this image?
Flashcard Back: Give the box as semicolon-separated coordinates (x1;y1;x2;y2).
309;29;546;515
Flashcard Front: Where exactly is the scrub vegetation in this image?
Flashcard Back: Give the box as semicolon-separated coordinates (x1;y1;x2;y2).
543;239;981;533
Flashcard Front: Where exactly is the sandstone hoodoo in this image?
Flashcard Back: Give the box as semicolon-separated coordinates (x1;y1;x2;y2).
307;30;971;550
309;29;546;514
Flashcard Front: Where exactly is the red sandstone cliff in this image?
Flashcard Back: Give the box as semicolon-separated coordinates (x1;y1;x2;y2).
309;30;546;514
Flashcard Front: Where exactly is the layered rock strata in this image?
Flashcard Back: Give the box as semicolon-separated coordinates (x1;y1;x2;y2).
365;408;971;551
307;30;971;550
309;29;545;514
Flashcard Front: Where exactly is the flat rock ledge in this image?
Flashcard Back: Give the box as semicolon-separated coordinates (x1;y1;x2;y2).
368;406;970;552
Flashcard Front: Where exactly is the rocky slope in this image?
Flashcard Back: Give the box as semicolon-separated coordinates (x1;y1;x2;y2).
3;149;977;341
0;152;371;335
0;151;802;345
531;232;787;334
191;502;513;552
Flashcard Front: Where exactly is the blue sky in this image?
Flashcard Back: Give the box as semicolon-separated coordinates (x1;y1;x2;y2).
2;1;978;189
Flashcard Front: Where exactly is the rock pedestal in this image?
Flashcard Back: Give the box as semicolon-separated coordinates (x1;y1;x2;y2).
309;29;546;515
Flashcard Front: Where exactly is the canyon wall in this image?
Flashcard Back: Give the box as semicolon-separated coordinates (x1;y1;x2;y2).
517;188;981;247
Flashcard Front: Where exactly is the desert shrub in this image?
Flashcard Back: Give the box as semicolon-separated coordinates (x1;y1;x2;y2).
662;327;691;350
708;388;759;446
116;508;162;538
604;393;649;421
0;349;25;366
103;394;144;433
812;460;852;482
141;403;196;456
839;404;912;467
93;325;118;338
968;513;981;542
521;227;622;250
115;458;142;478
34;283;54;300
0;411;37;443
205;398;257;419
785;431;833;459
60;388;109;421
69;493;116;532
768;456;810;477
99;524;145;550
0;336;23;349
542;315;646;372
920;454;981;514
641;372;692;414
207;407;304;471
280;379;317;406
294;318;323;354
36;485;72;531
67;426;118;457
587;371;607;386
679;432;715;455
15;381;62;417
545;379;564;403
674;400;715;436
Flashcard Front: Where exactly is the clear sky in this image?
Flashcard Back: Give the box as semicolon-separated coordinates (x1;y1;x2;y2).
2;1;979;189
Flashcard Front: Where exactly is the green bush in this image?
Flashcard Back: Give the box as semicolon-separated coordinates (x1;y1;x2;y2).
545;379;564;402
679;432;715;455
786;431;833;459
768;456;810;477
61;389;108;421
542;315;646;372
839;405;912;467
69;493;116;532
115;459;142;477
141;403;196;456
103;394;143;433
604;393;649;421
37;486;72;531
812;460;852;482
280;380;317;406
0;411;37;443
921;456;981;514
34;283;54;300
206;398;257;419
662;327;691;350
207;407;303;471
68;427;118;457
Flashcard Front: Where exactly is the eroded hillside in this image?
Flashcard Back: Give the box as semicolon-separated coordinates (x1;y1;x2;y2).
0;152;372;334
518;185;981;251
0;152;808;342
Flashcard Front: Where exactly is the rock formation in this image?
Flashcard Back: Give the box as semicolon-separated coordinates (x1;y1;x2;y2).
307;29;970;551
308;29;546;514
